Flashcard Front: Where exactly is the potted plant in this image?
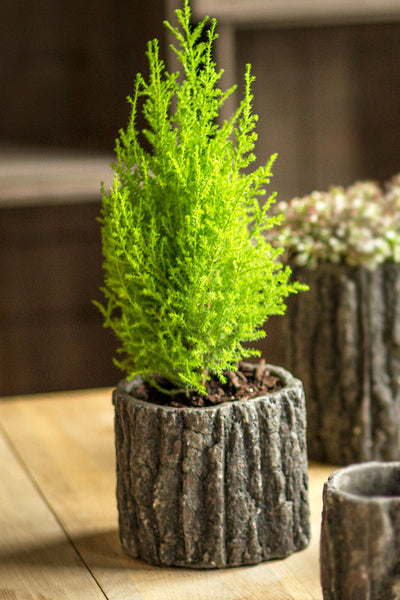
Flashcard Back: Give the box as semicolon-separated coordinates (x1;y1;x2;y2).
96;0;310;568
270;177;400;465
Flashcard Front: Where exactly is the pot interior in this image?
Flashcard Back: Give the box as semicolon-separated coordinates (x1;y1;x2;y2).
337;463;400;499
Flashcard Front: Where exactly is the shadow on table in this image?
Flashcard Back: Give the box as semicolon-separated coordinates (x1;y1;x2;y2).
0;529;155;571
1;529;276;574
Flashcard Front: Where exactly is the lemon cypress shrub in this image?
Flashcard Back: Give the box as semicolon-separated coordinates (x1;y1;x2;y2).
97;0;304;396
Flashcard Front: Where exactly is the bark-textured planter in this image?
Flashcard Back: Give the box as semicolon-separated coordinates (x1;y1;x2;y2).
282;263;400;465
113;364;310;568
321;462;400;600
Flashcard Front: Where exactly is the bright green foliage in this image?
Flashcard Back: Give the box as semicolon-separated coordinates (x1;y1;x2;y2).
96;0;304;395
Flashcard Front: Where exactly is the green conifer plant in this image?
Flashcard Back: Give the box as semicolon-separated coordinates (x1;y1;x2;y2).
96;0;305;397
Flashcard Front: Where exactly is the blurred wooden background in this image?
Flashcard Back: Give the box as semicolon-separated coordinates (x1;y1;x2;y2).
1;0;400;395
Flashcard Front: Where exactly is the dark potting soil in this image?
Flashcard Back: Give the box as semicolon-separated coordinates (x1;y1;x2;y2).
131;359;282;408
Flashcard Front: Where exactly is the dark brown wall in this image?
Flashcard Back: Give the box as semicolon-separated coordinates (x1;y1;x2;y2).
0;1;165;395
1;3;399;183
237;21;400;200
0;202;120;396
354;23;400;182
1;5;400;394
0;0;164;151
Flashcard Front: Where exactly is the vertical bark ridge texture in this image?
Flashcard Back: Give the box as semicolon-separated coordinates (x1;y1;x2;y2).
321;463;400;600
113;364;310;568
283;263;400;465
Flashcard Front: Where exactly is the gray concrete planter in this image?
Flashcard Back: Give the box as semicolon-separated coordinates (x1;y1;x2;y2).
113;363;310;568
282;263;400;465
321;462;400;600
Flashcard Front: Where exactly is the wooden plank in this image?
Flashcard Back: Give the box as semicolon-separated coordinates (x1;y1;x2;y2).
299;27;360;191
0;426;107;600
0;201;120;395
351;23;400;182
0;388;334;599
236;28;307;200
192;0;400;26
234;24;367;200
0;148;113;207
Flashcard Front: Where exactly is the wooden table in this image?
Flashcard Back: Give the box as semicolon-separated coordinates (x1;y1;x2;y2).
0;388;335;599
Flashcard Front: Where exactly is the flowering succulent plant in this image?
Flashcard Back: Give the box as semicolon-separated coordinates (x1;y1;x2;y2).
271;176;400;269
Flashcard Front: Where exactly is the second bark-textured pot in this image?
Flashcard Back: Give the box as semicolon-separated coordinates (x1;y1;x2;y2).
113;363;310;568
282;263;400;465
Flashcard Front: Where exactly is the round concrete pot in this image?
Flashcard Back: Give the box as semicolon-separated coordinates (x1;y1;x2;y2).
282;263;400;465
321;462;400;599
112;363;310;568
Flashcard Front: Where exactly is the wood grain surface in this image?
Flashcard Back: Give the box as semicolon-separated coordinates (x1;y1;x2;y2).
0;387;335;599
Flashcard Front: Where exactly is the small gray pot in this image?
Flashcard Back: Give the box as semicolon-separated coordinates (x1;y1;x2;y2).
321;462;400;599
113;363;310;568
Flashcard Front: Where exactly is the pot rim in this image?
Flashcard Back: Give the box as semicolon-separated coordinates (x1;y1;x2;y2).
114;362;303;413
325;461;400;504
